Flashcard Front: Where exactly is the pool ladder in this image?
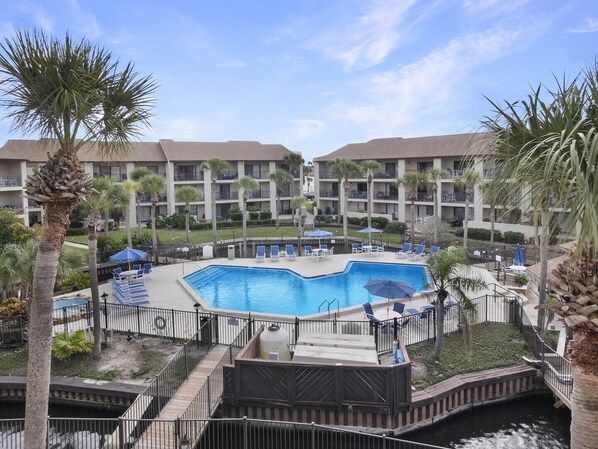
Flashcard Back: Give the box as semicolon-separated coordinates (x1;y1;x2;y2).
318;298;339;319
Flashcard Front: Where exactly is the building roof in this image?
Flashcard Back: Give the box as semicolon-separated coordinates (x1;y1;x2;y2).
159;140;294;162
314;132;493;162
0;139;167;163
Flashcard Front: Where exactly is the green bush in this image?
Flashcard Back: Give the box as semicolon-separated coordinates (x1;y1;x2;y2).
59;272;90;291
503;231;525;244
131;230;155;246
259;211;272;220
52;330;93;361
167;212;195;230
248;211;258;220
454;227;503;242
227;206;243;221
348;217;361;225
385;222;408;234
372;217;389;229
66;228;87;236
97;235;127;251
69;221;84;228
324;215;333;224
191;222;211;231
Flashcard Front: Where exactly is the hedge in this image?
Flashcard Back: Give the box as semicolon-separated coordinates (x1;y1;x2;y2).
385;222;408;234
503;231;525;244
454;227;503;242
66;228;87;236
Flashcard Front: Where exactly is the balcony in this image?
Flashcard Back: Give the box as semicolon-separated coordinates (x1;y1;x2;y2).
374;170;396;179
375;191;398;200
93;173;127;182
349;191;367;199
248;191;270;199
245;170;269;179
140;194;167;203
441;192;469;203
0;176;22;188
443;169;465;179
217;172;238;181
319;171;335;179
215;191;239;200
405;192;434;202
321;189;339;198
279;188;301;197
174;172;204;182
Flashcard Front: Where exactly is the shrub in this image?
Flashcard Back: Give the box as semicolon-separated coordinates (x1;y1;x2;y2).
249;211;259;220
0;297;28;317
324;215;333;224
372;217;389;229
167;212;195;230
59;272;90;291
52;330;93;361
385;222;408;234
69;221;84;229
191;222;211;231
348;217;361;226
66;228;87;236
131;230;155;246
97;235;127;252
259;211;272;220
227;206;243;221
454;228;503;242
513;274;528;286
503;231;525;244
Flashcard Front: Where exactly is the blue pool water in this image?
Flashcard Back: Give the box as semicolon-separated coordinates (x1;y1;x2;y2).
184;262;428;316
53;298;89;317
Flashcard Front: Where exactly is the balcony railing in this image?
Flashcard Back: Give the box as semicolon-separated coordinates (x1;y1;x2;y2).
375;191;398;200
319;171;335;179
93;173;127;182
441;192;469;203
443;168;465;179
279;188;301;197
174;172;204;181
140;194;167;203
248;191;270;199
217;172;238;181
349;191;367;199
0;175;22;187
374;170;396;179
215;191;239;200
405;192;434;202
321;189;339;198
245;170;269;179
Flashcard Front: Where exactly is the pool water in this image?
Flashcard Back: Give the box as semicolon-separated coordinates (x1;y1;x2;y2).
53;297;89;317
184;262;428;316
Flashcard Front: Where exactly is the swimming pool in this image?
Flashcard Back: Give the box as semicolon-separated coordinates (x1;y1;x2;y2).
184;262;429;316
53;297;89;318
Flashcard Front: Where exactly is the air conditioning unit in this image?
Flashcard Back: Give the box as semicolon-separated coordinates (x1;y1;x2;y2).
268;351;279;360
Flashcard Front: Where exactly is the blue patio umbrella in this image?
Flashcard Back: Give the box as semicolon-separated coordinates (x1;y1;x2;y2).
364;279;416;313
513;243;524;266
305;229;333;246
358;226;383;245
109;248;148;269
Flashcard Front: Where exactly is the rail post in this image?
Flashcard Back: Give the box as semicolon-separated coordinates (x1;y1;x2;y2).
102;294;109;329
311;422;316;449
243;416;249;449
136;305;142;337
171;308;176;343
62;307;68;333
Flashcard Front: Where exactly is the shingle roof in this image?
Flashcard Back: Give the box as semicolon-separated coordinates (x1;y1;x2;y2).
314;133;493;162
0;139;166;163
159;140;294;162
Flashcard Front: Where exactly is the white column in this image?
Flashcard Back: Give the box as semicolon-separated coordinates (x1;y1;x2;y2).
397;159;406;222
20;161;30;227
166;162;175;215
473;157;484;221
238;161;245;209
126;163;137;227
268;161;276;212
203;169;213;220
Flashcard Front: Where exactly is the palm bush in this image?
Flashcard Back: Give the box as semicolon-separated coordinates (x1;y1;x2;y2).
51;330;93;361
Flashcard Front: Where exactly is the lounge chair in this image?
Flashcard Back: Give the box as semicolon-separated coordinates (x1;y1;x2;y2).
285;244;297;260
319;244;328;251
393;302;405;314
408;244;425;258
352;243;362;254
270;245;280;262
420;304;434;319
395;317;410;331
143;263;153;278
366;313;388;331
363;302;374;317
395;243;412;258
325;246;334;257
444;299;458;311
256;245;266;262
304;245;313;257
132;263;141;271
371;244;379;255
113;267;123;280
426;246;440;259
378;244;385;254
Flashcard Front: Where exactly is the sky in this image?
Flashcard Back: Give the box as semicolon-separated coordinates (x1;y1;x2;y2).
1;0;597;162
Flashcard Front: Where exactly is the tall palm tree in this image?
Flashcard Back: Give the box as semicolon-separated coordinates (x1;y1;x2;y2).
106;182;130;237
283;152;305;179
396;171;428;246
454;169;482;252
82;185;110;359
426;247;487;361
328;158;363;246
91;176;115;236
270;169;294;228
0;29;155;446
121;180;137;248
139;174;166;264
130;167;152;239
175;185;202;245
201;159;230;250
426;168;445;245
360;160;381;245
234;176;259;257
479;177;509;247
304;161;314;193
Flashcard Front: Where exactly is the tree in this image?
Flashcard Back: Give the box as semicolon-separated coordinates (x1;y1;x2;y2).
304;162;314;192
175;185;202;245
479;177;509;247
328;158;363;246
426;247;487;361
0;29;155;447
291;196;307;237
426;168;446;245
0;210;35;247
234;176;259;257
454;169;482;252
130;167;152;239
269;169;294;228
283;152;304;178
396;171;428;246
360;160;382;245
139;174;166;264
121;181;137;248
201;159;230;250
92;176;115;236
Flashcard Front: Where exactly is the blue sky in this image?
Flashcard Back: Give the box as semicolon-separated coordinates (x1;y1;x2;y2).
1;0;597;162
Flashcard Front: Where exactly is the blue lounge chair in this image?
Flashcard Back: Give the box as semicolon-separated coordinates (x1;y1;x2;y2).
429;245;440;256
143;263;153;278
304;245;313;256
420;304;434;319
319;244;328;251
270;245;280;262
395;243;412;258
132;263;141;271
256;245;265;262
363;302;374;317
285;244;297;260
408;244;425;258
352;243;362;254
393;302;405;314
113;267;123;280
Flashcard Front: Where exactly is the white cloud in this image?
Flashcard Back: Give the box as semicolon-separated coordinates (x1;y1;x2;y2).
311;0;418;71
215;60;248;69
65;0;101;39
289;119;328;139
567;17;598;33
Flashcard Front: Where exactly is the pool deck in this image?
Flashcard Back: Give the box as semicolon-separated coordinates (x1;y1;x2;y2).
95;252;509;322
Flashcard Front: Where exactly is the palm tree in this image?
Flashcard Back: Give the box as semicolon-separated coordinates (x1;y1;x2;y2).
426;168;446;245
360;160;382;245
426;247;487;361
291;196;307;237
106;183;130;238
121;181;136;248
139;174;166;264
0;29;155;446
283;152;305;179
270;169;294;228
175;185;202;245
328;158;363;246
201;159;230;250
130;167;152;239
91;176;115;236
234;176;259;257
82;185;111;359
479;177;509;247
396;171;428;246
304;162;314;193
454;169;482;252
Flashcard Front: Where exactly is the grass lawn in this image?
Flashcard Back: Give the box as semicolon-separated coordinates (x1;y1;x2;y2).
407;322;533;388
62;244;88;258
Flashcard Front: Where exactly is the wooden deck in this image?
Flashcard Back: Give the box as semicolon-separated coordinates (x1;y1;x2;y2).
133;344;230;449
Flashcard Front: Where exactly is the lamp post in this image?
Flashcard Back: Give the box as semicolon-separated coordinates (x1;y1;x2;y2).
179;435;190;449
101;292;109;329
193;303;200;349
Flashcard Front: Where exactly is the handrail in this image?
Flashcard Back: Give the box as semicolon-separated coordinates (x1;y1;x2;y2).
317;299;328;314
488;282;524;302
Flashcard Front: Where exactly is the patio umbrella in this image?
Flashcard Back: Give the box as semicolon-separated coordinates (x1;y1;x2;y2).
513;243;524;266
364;279;416;313
109;248;148;270
305;229;333;246
358;226;383;245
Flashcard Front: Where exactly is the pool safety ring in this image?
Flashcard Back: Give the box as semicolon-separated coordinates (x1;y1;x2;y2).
154;316;167;330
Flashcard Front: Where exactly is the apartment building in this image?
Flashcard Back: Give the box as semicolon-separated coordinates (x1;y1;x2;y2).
0;139;303;228
313;133;545;240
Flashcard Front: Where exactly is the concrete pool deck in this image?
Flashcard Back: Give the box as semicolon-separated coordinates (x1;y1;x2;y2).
95;252;510;321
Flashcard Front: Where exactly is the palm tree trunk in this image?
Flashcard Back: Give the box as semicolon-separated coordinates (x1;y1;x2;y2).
136;195;142;238
104;208;110;236
151;202;158;264
433;187;438;245
343;186;349;246
24;202;73;449
537;208;550;328
433;298;446;361
242;204;248;258
410;200;416;246
275;195;280;229
367;176;372;246
87;224;102;359
569;331;598;449
337;184;342;224
185;209;190;245
211;180;218;250
463;196;470;252
490;204;495;247
126;206;132;248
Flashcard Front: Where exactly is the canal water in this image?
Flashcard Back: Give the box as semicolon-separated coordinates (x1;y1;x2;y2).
404;395;571;448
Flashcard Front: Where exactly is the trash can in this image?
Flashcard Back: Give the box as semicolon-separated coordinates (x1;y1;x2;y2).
203;244;213;259
228;244;235;260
